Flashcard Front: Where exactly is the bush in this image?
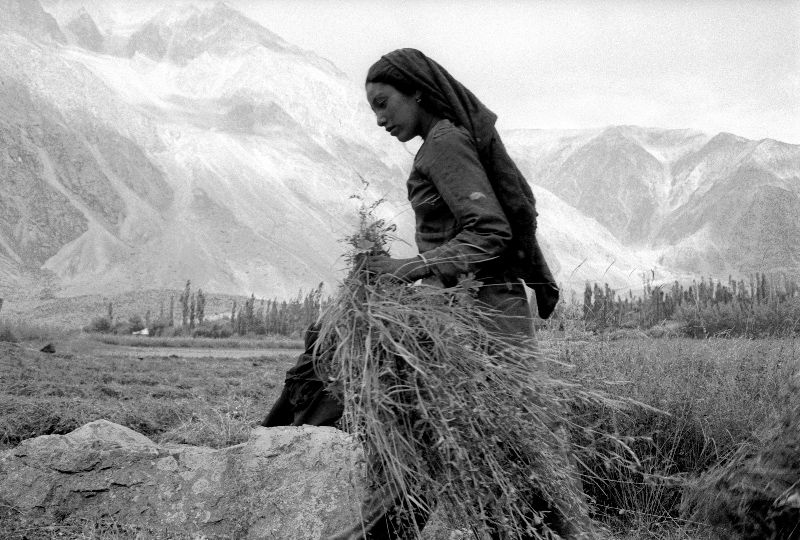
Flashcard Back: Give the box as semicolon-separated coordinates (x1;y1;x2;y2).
128;315;144;333
0;318;63;342
192;322;233;339
0;322;19;343
85;316;112;333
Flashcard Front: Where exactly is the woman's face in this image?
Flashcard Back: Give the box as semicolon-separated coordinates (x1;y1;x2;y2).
365;82;424;142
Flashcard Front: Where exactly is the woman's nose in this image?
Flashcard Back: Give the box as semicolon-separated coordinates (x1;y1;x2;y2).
376;115;387;127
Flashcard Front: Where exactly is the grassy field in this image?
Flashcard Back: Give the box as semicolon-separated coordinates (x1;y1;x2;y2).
0;339;297;451
87;333;303;349
0;329;797;539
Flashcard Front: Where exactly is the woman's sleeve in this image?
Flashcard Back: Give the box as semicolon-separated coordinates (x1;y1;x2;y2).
419;127;512;281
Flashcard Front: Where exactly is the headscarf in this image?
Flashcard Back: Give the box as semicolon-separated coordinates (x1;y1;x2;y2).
366;49;560;318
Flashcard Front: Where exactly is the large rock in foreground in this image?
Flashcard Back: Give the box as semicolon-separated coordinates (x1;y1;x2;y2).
0;420;366;538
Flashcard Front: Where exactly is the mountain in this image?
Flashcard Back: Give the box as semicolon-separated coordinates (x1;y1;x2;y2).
0;1;412;301
123;2;313;67
1;0;797;305
505;126;800;277
0;0;66;44
63;7;104;52
654;137;800;274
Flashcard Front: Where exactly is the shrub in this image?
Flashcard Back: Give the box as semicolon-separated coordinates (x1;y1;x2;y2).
128;315;144;333
85;316;112;333
192;322;233;339
1;318;64;342
0;321;19;343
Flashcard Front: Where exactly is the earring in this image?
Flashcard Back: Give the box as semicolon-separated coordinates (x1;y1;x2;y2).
415;97;421;103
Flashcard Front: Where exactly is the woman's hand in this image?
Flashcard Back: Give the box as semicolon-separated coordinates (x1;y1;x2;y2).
365;255;429;282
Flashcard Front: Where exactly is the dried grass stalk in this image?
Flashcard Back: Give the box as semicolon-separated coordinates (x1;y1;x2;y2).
316;207;635;539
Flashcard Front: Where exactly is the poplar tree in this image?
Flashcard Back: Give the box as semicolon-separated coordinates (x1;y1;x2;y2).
180;280;191;327
196;289;206;326
189;293;196;329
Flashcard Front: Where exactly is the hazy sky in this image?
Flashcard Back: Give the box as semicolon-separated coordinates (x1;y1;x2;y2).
96;0;800;143
232;0;800;143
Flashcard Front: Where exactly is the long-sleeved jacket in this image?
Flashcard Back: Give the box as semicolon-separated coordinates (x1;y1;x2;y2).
409;119;512;286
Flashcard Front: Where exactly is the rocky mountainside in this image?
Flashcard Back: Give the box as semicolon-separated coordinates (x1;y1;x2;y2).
1;0;798;304
0;1;412;301
0;0;66;44
506;126;800;277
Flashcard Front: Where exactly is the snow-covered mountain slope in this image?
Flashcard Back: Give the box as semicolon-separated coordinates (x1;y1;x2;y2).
1;0;798;303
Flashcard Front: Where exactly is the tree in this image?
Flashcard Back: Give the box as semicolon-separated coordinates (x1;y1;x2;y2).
189;293;196;329
582;282;592;320
180;280;191;327
196;289;206;326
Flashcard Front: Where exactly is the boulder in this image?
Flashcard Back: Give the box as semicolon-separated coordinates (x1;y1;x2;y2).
0;420;368;538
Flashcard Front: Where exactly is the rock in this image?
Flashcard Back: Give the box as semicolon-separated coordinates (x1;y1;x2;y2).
39;342;55;353
0;420;368;538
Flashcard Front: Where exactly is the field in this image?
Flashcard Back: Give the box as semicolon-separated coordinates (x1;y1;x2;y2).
0;326;797;539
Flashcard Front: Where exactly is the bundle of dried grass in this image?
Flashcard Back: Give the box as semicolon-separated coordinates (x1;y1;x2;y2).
316;206;636;538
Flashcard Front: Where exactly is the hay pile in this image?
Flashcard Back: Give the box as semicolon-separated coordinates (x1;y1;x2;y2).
315;209;634;538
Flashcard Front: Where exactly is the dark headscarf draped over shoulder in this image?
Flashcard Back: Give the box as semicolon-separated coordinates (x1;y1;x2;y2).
367;48;560;319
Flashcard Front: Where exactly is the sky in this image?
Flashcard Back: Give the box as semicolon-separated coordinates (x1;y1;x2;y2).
233;0;800;144
86;0;800;143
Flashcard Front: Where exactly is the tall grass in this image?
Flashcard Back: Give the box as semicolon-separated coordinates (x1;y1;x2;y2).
676;300;800;338
540;333;799;536
681;377;800;539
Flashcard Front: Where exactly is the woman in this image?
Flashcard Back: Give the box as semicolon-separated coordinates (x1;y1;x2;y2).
323;49;586;539
361;49;559;343
265;49;584;538
263;48;558;428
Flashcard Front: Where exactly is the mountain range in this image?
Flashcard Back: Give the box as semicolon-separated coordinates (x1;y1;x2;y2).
1;0;798;305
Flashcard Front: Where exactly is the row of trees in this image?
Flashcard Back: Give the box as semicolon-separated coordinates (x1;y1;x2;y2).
579;272;800;336
88;281;326;338
228;283;325;337
89;281;208;335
